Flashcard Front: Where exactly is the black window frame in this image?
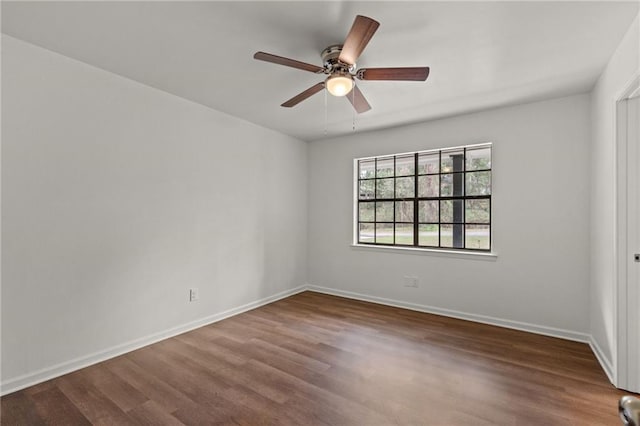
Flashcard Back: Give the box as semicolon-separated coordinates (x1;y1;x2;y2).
355;143;492;252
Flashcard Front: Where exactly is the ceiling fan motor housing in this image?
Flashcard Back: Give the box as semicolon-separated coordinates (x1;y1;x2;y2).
321;44;355;74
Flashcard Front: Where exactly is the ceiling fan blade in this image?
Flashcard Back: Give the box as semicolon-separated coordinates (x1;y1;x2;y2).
357;67;430;81
281;82;325;107
254;52;324;73
338;15;380;65
346;85;371;114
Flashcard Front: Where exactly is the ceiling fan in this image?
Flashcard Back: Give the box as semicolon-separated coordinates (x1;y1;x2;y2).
254;15;430;113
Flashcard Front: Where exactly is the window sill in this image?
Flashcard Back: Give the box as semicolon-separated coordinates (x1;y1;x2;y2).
350;244;498;260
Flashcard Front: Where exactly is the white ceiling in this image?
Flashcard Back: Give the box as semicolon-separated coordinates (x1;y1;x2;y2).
2;1;638;141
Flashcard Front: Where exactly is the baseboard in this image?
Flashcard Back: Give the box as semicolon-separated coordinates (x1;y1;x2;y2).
0;285;307;396
306;284;591;343
589;336;615;385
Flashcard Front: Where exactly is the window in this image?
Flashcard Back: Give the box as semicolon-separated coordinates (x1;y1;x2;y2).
356;143;492;251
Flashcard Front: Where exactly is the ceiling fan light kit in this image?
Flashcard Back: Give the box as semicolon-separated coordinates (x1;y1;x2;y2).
326;72;354;97
254;15;430;113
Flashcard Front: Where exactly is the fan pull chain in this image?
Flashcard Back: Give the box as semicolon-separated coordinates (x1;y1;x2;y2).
352;83;356;132
324;86;328;136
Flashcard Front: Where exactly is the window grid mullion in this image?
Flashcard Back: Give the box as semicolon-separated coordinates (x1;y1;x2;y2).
374;158;377;243
393;156;396;245
438;150;442;248
414;153;419;247
463;147;467;249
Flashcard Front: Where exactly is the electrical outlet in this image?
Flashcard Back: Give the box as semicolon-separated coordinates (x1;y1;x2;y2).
403;276;419;288
189;288;199;302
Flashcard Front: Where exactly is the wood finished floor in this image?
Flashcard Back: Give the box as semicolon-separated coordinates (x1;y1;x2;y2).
1;291;630;425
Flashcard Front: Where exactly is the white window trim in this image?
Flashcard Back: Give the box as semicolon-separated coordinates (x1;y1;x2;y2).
352;142;495;256
351;243;497;260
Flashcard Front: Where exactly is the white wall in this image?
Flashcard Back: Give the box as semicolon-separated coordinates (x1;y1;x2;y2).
1;36;307;393
308;94;591;338
589;14;640;379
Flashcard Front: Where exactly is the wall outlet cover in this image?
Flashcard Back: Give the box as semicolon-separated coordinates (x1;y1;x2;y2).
189;288;199;302
403;276;419;288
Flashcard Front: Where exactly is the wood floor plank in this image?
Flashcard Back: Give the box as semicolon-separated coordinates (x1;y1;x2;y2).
105;357;195;414
126;400;184;426
0;391;46;426
56;372;140;426
1;291;633;425
82;364;149;412
126;344;231;400
218;384;314;426
30;386;92;425
174;332;248;368
250;337;332;373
